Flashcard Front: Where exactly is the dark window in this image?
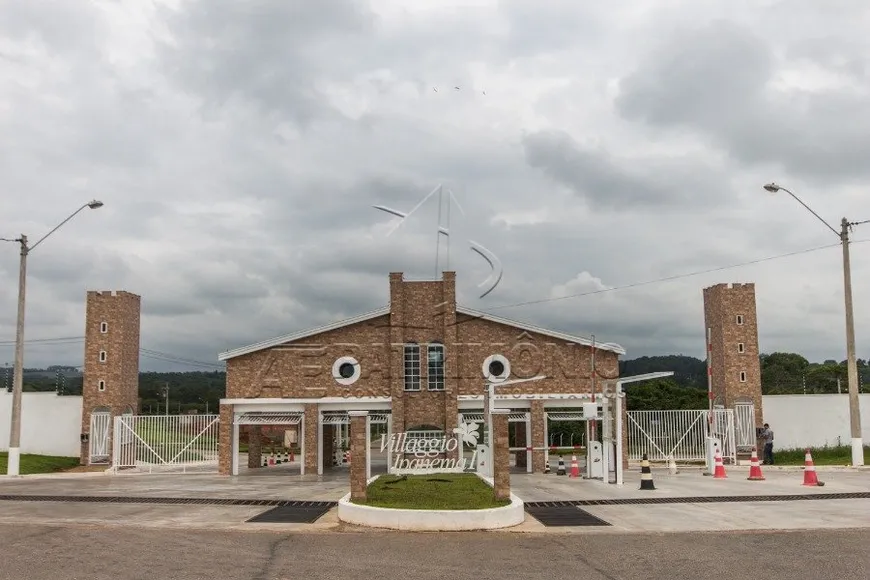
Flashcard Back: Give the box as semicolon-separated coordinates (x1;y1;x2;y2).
404;344;421;391
428;343;445;391
488;360;505;377
338;362;355;379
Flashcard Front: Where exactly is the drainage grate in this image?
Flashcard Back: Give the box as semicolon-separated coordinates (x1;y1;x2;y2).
525;491;870;508
0;495;337;509
525;505;611;527
246;504;333;523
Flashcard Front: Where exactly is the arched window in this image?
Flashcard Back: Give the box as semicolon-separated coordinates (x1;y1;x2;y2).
403;343;421;391
427;342;445;391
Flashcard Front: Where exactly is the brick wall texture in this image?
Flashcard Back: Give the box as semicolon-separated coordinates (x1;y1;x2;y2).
703;283;764;424
79;290;141;465
349;414;368;501
492;411;511;501
222;272;623;474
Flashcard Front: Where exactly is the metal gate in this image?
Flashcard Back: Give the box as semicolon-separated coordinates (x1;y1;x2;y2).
734;403;757;451
627;409;736;464
89;410;111;464
112;414;219;473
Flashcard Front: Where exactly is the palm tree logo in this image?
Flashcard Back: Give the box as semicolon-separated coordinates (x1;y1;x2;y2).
452;422;480;447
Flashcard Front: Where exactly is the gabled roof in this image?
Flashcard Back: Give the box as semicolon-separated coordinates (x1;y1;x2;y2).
217;306;391;361
218;304;626;361
455;306;625;355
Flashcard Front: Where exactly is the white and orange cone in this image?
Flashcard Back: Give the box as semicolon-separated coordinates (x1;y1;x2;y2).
713;448;727;479
747;448;765;481
802;448;823;486
569;454;580;478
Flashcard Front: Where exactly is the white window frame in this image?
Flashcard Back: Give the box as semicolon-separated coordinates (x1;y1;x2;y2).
739;371;747;382
100;321;108;333
737;342;745;353
403;344;421;391
98;380;106;391
427;343;445;391
99;350;107;363
736;315;744;325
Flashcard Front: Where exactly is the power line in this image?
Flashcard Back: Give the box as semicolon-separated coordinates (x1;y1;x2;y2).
477;240;869;312
0;336;85;346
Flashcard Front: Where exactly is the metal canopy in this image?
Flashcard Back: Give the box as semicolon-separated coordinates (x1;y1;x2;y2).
321;411;390;425
460;412;529;423
236;412;303;425
547;412;588;421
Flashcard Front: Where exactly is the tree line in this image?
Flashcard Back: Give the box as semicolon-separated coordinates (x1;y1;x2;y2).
9;352;868;414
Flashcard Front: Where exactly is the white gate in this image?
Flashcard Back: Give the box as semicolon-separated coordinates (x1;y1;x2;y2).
627;409;736;464
112;414;220;473
734;403;757;451
89;410;111;464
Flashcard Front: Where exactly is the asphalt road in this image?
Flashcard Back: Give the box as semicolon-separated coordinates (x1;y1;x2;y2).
0;524;867;580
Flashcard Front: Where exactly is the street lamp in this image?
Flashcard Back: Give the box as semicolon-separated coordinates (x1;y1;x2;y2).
763;182;865;466
3;200;103;476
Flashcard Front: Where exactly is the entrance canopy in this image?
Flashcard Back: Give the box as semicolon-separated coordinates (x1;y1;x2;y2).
236;411;303;425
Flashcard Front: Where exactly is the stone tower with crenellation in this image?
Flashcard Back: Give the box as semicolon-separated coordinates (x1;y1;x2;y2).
702;283;764;427
79;290;141;465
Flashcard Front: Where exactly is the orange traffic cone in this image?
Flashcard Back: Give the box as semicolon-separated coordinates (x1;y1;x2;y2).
289;451;295;462
747;448;765;481
802;448;823;486
569;454;580;478
267;454;275;467
713;448;727;479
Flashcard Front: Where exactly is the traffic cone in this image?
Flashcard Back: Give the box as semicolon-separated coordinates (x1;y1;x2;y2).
802;448;823;486
713;448;727;479
556;457;566;476
747;448;765;480
639;454;656;490
267;454;275;467
289;451;295;462
569;455;580;478
668;455;678;475
543;457;551;474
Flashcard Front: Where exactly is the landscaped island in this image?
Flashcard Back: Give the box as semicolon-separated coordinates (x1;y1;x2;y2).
354;473;511;510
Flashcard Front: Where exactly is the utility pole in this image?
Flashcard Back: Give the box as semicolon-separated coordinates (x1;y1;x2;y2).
164;381;170;416
3;199;103;476
763;183;864;466
840;217;864;465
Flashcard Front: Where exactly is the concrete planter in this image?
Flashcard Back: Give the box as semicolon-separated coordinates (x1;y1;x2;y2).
336;474;525;531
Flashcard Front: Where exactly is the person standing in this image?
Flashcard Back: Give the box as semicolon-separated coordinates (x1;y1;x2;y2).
760;423;774;465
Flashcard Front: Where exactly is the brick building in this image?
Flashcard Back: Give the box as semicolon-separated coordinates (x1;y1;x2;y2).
217;272;631;478
703;282;764;453
79;290;141;465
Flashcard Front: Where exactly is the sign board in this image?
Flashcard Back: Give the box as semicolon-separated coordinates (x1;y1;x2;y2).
380;421;486;475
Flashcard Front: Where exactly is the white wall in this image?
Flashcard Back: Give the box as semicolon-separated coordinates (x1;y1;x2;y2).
762;393;870;450
0;390;83;457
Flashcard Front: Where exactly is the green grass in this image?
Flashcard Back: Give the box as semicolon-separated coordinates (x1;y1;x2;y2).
0;452;80;475
354;473;510;510
771;445;870;466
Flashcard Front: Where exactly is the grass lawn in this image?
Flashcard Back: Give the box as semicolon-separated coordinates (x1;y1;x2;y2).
355;473;510;510
772;445;870;466
0;452;80;475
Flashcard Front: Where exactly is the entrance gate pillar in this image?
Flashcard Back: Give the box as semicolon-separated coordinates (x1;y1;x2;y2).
491;409;511;501
348;411;369;502
247;426;263;468
530;400;546;473
218;403;234;476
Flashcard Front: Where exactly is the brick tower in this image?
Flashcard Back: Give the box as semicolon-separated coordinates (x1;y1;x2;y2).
79;290;141;465
702;283;763;425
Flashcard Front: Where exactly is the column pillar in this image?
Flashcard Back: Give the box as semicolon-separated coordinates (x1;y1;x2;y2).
304;404;318;475
349;411;369;502
247;426;263;468
218;403;234;476
530;400;546;473
491;409;511;502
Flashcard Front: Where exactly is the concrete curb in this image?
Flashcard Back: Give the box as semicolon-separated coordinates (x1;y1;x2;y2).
336;492;525;531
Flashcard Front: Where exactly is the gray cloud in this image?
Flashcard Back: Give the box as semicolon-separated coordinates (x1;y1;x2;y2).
614;17;870;185
1;1;868;372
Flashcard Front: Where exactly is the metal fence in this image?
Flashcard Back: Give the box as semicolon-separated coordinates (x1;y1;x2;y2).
112;414;220;473
627;409;736;464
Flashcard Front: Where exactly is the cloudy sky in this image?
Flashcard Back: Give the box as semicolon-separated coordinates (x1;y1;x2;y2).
1;0;869;373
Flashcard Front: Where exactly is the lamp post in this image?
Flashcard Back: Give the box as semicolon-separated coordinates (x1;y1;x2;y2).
3;200;103;476
763;182;865;466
